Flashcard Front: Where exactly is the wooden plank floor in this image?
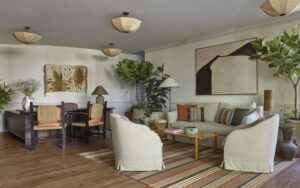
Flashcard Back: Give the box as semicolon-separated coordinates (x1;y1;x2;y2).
0;132;300;188
0;133;148;188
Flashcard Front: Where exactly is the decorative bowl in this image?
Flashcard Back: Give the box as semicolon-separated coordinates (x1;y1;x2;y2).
184;127;199;135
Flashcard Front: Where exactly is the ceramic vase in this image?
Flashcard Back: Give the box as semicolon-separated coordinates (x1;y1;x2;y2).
279;126;298;160
22;96;34;112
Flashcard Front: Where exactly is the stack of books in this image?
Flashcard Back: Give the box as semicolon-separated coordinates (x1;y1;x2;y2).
164;128;184;134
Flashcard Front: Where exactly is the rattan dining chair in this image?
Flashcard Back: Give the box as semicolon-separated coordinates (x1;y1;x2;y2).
30;102;66;150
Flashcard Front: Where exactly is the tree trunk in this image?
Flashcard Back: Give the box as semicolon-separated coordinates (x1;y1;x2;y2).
294;85;298;120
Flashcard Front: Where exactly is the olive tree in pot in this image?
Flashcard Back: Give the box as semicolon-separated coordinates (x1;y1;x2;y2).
0;80;14;132
144;64;170;127
252;26;300;156
116;59;153;122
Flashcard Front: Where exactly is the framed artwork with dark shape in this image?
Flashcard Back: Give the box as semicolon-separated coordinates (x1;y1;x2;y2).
195;38;257;95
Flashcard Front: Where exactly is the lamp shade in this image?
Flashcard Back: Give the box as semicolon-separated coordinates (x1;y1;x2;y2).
264;90;273;111
111;12;142;33
261;0;300;16
13;26;42;44
92;86;108;95
159;77;180;88
101;47;122;57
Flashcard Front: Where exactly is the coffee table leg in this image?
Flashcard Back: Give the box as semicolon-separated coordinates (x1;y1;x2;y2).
195;136;199;160
171;135;175;144
214;133;218;152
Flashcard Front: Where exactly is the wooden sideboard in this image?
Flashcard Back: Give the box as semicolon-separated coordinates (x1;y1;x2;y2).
5;111;33;149
5;107;114;150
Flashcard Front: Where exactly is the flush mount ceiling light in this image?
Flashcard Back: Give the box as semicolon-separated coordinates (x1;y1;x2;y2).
101;43;122;57
13;26;42;44
111;12;142;33
261;0;300;16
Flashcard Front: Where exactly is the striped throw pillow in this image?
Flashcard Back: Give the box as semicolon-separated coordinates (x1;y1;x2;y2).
216;108;235;125
189;106;205;122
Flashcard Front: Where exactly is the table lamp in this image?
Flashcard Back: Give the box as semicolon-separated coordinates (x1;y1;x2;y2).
159;77;180;111
92;86;108;104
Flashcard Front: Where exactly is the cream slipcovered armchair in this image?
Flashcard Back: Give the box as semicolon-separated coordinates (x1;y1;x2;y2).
223;114;280;173
110;114;165;171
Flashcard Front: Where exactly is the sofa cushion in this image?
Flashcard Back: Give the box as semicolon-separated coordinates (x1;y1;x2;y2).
215;103;256;122
190;102;220;122
241;106;264;125
231;108;250;126
177;104;189;121
216;108;235;125
189;106;205;122
172;121;237;136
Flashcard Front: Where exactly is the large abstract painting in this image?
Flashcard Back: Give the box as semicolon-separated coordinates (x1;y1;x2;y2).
44;64;87;93
195;39;257;95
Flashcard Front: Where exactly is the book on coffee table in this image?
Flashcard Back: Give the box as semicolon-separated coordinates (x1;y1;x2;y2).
164;128;184;134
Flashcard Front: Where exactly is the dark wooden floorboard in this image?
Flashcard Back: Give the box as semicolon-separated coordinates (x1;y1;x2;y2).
0;132;299;188
0;133;148;188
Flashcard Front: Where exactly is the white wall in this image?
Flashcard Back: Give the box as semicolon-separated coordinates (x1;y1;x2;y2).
0;44;142;114
145;20;300;114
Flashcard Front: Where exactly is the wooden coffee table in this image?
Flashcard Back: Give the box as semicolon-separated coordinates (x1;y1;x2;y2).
160;130;218;160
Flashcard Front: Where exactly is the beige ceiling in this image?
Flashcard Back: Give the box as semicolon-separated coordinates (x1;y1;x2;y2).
0;0;299;53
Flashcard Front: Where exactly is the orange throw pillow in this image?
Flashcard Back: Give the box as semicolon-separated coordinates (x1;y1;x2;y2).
177;104;197;121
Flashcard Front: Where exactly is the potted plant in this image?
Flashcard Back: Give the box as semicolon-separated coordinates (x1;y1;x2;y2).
0;80;14;132
144;64;169;124
116;59;153;120
252;26;300;152
252;26;300;122
13;79;40;112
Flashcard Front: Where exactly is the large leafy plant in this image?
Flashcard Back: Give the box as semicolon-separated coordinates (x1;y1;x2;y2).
252;26;300;119
0;80;14;110
144;64;170;112
116;59;153;104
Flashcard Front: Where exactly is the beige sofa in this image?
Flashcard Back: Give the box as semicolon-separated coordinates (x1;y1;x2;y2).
167;102;264;146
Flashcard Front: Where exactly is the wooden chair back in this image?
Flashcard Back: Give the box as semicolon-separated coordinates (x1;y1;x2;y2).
64;103;78;110
87;101;107;123
30;102;65;128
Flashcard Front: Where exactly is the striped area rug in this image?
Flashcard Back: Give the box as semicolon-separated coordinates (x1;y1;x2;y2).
80;142;297;188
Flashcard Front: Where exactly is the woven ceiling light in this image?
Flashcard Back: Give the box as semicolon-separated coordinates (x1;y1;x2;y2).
261;0;300;16
101;43;122;57
13;26;42;44
111;12;142;33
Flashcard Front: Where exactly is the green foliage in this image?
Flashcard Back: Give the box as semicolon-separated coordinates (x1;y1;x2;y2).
116;59;153;104
144;64;170;112
116;59;154;85
252;26;300;119
129;103;145;111
0;80;14;110
13;79;40;97
283;110;300;119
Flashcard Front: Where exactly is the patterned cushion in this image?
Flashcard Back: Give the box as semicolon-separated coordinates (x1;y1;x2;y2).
177;104;197;121
37;105;61;124
216;108;235;125
189;106;205;122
